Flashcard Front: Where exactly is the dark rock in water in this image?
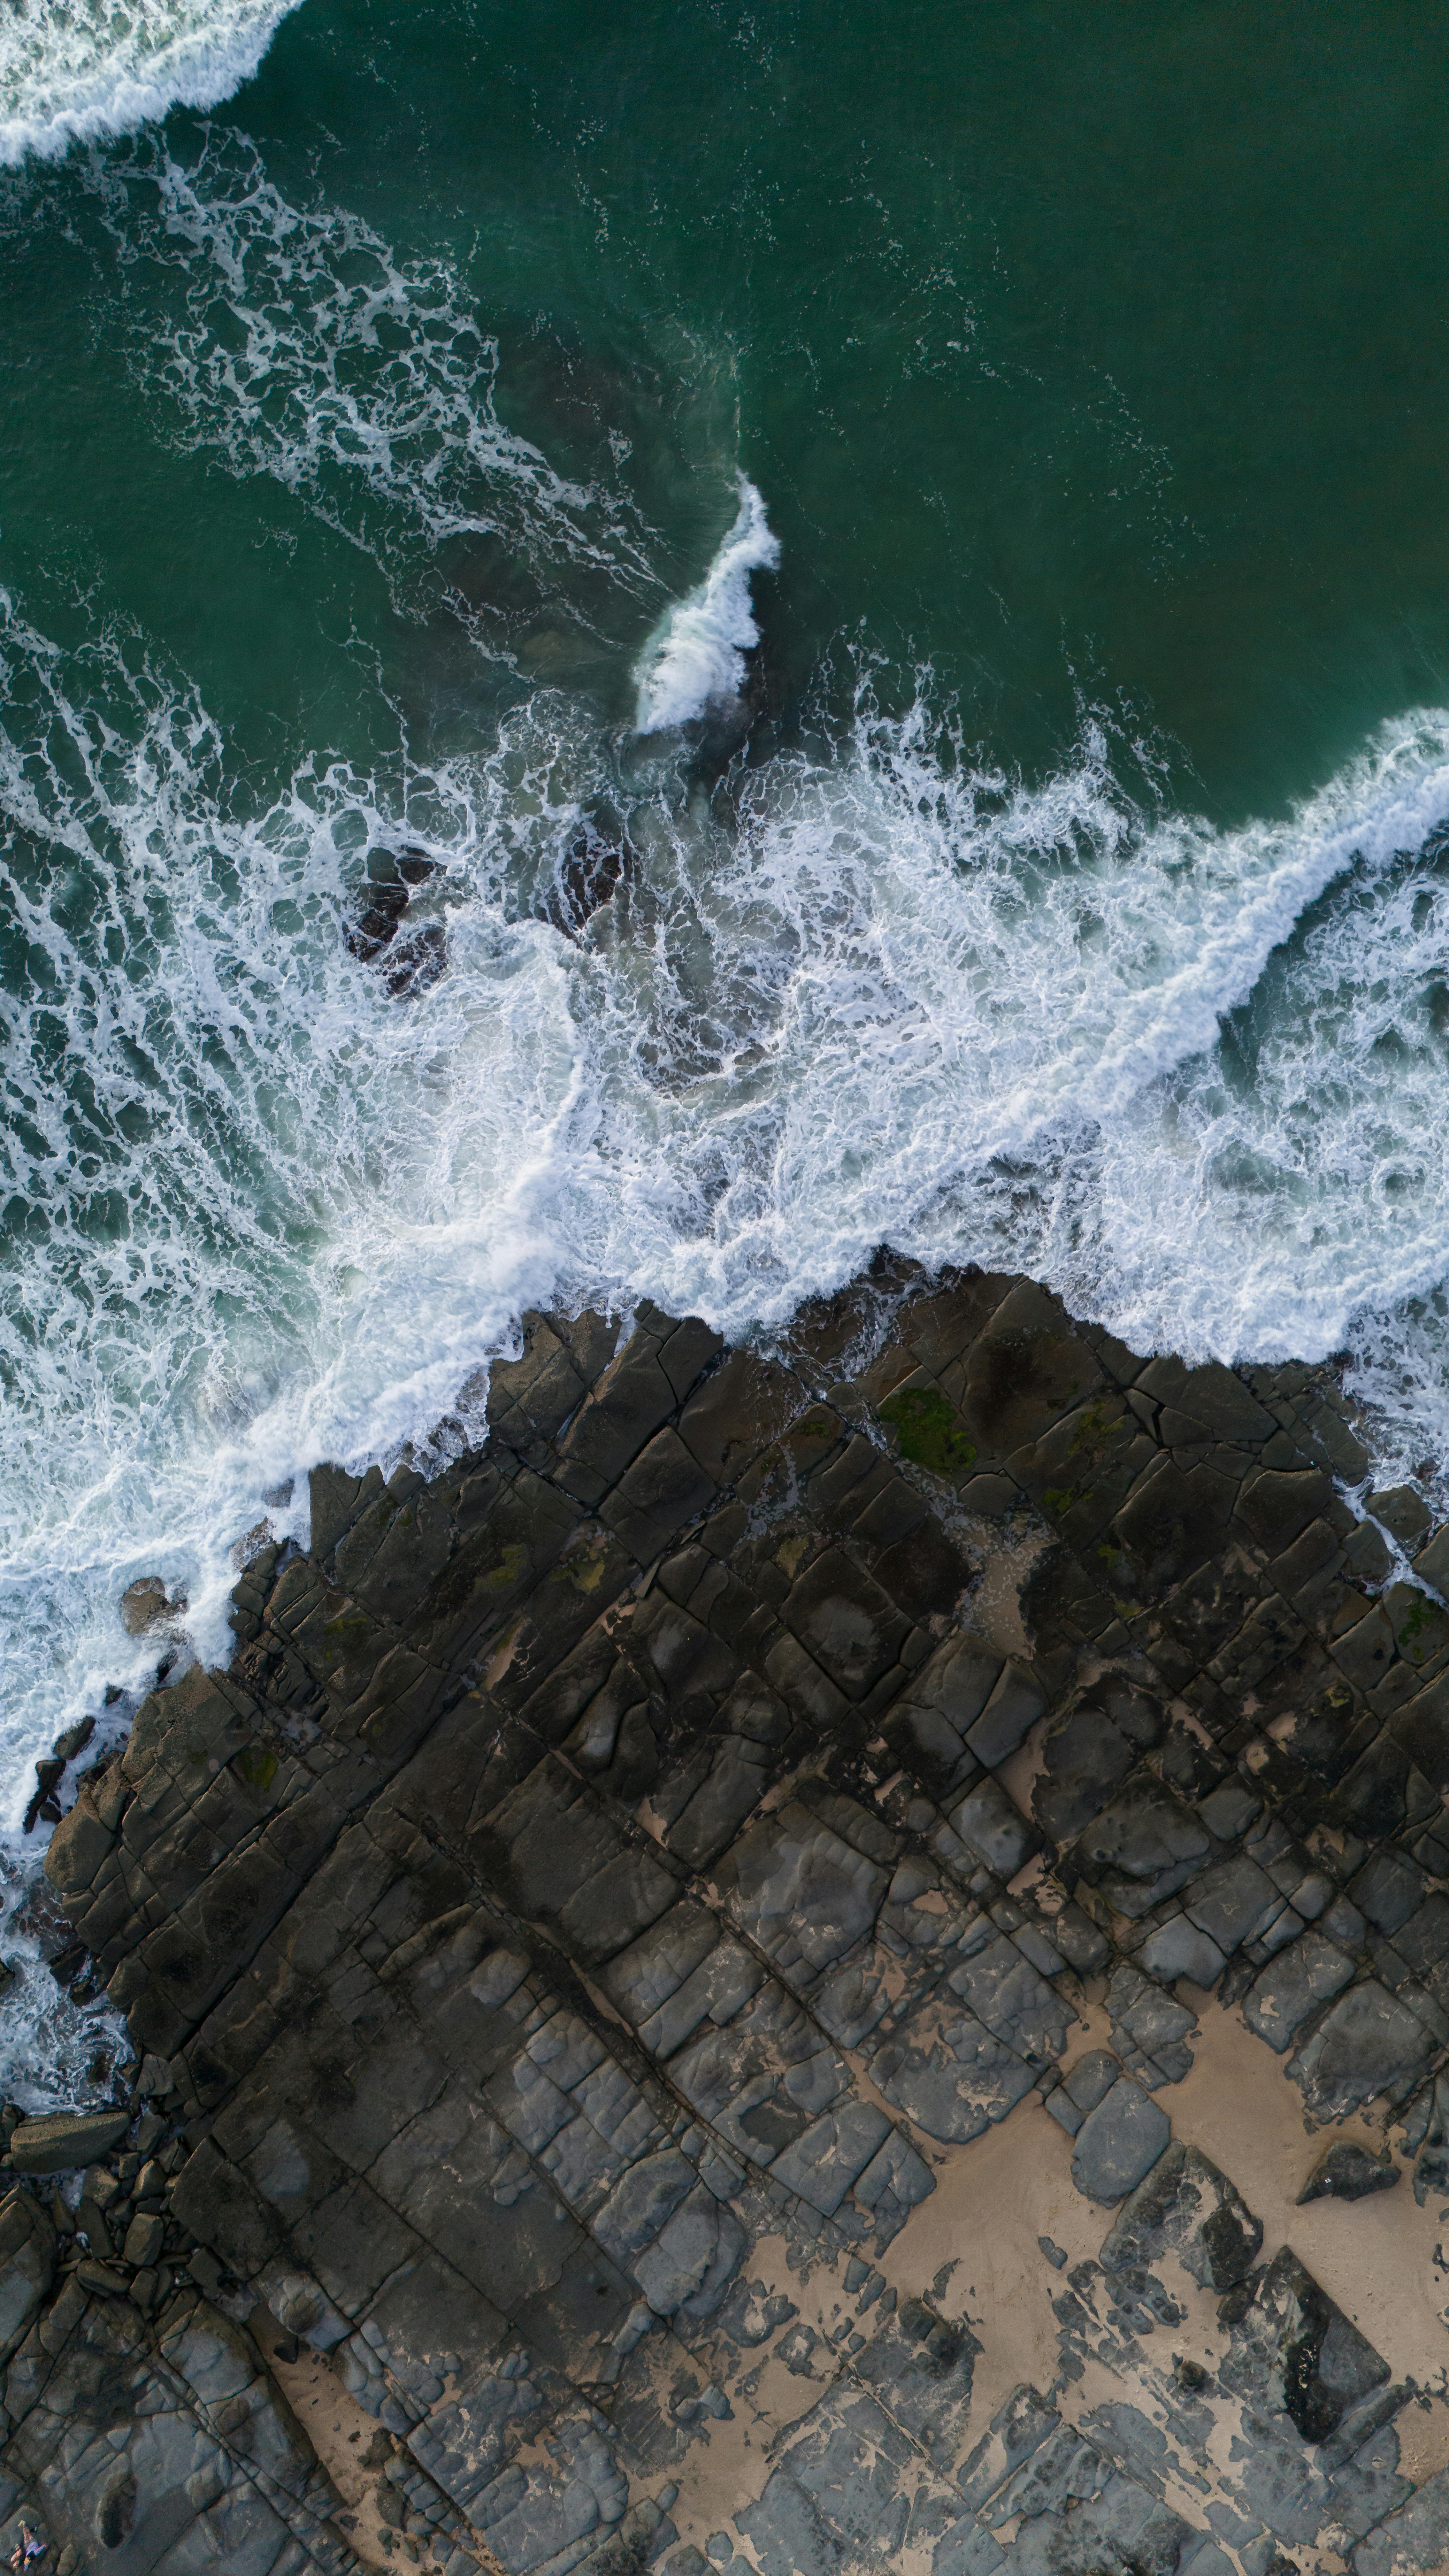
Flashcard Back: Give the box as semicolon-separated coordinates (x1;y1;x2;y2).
22;1757;65;1839
347;871;409;959
24;1711;101;1834
382;917;446;997
10;2109;129;2175
1297;2141;1400;2204
46;1936;88;1992
119;1574;177;1636
347;846;442;978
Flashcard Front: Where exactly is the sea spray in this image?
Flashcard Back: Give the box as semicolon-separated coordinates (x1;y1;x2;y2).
633;476;780;731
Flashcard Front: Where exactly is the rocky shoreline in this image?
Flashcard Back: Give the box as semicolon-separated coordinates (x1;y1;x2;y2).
3;1261;1449;2574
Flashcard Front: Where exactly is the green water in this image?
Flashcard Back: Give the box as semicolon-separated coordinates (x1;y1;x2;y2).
9;2;1449;809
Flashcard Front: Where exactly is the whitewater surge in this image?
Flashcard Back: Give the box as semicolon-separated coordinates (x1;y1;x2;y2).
101;135;658;604
633;477;780;730
4;134;1449;1905
0;0;303;166
6;561;1449;2096
9;540;1449;1856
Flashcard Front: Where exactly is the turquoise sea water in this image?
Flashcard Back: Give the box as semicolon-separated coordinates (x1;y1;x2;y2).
8;1;1449;2086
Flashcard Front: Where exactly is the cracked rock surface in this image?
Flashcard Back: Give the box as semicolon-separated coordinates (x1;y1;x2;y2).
4;1261;1449;2574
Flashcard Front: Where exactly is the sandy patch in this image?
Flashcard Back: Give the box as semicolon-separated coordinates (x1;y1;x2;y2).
1162;1997;1449;2404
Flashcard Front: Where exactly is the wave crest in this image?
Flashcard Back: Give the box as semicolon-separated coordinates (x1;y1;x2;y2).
0;0;304;169
633;476;780;731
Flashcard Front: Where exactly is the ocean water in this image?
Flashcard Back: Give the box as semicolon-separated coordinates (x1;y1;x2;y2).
7;0;1449;2096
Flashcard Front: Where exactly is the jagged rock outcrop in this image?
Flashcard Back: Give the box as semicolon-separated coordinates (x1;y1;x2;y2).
1;1261;1445;2573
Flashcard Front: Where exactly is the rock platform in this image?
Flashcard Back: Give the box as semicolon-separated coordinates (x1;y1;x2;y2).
4;1260;1449;2574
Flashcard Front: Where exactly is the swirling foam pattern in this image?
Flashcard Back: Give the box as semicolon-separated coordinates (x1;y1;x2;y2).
8;126;1449;2118
7;553;1449;1826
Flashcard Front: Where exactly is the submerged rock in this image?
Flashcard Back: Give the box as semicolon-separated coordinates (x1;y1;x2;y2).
541;811;632;939
346;846;446;995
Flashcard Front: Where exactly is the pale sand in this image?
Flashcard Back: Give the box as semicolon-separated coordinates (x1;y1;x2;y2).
251;1946;1449;2569
1164;1996;1449;2477
249;2306;466;2573
855;1986;1449;2556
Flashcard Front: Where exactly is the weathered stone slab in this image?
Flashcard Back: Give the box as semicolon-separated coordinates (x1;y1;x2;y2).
1069;2078;1170;2203
10;2109;130;2174
20;1265;1449;2576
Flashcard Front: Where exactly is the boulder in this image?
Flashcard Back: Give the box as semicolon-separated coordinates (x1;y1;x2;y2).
1366;1487;1431;1547
10;2108;130;2174
120;1574;178;1635
1289;1980;1435;2116
1136;1916;1226;1989
1100;2141;1262;2289
0;2188;55;2357
1219;2246;1389;2444
1297;2143;1400;2204
1072;1777;1211;1918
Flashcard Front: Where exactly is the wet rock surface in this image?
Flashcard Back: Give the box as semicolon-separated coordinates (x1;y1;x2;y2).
3;1261;1449;2572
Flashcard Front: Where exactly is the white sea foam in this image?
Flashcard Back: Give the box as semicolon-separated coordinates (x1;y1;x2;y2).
633;477;779;730
9;557;1449;2104
82;135;657;604
0;0;302;166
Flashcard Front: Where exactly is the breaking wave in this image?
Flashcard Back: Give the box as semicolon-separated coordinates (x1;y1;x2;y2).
8;555;1449;1859
0;0;303;167
634;477;780;731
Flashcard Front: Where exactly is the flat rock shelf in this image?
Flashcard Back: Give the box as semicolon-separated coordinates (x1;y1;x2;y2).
6;1261;1449;2576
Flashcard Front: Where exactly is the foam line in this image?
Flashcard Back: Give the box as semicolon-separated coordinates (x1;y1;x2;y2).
7;552;1449;1886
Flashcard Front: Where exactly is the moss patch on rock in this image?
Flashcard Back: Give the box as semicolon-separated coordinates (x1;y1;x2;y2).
877;1386;977;1477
